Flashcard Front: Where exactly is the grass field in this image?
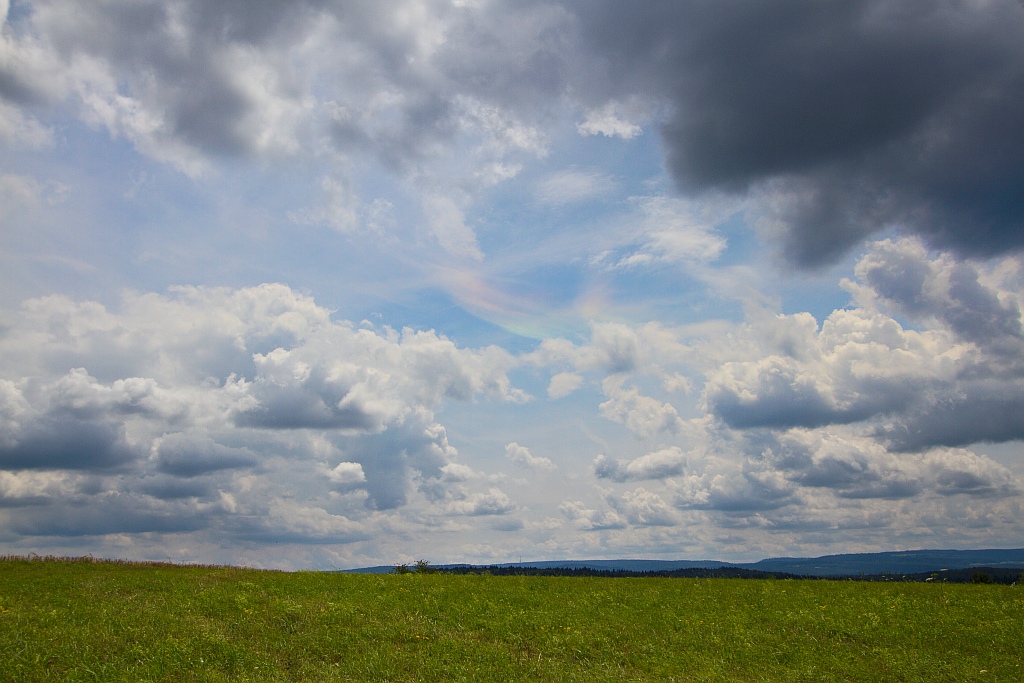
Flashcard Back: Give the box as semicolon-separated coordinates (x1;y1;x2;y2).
0;557;1021;682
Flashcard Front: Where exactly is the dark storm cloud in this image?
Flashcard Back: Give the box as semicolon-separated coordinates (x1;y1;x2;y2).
570;0;1024;264
0;492;49;507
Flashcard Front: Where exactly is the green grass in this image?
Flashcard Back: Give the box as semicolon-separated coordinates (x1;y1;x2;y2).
0;557;1021;682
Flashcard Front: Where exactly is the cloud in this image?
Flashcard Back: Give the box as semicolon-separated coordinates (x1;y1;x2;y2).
8;0;1023;268
446;487;517;516
7;0;328;171
546;372;583;399
228;500;371;545
558;499;626;530
155;433;258;478
231;348;389;432
569;0;1024;265
848;238;1024;350
671;463;796;514
505;442;556;471
333;420;463;511
608;487;681;527
438;462;477;483
534;169;615;205
534;322;642;374
877;390;1024;453
593;447;686;483
531;320;691;379
136;475;217;501
0;371;158;471
0;470;73;507
0;103;53;149
0;283;527;549
0;174;42;222
5;494;211;537
1;0;557;192
421;194;483;261
3;0;1024;565
610;196;728;269
599;377;683;438
766;429;1019;500
704;239;1024;451
577;100;643;139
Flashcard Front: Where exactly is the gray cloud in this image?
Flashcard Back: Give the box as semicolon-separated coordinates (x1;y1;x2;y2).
704;349;920;431
233;373;381;431
878;389;1024;452
0;283;524;558
6;495;210;537
505;442;556;471
0;369;181;473
226;512;370;546
705;240;1024;451
593;447;687;483
853;239;1024;350
8;1;1024;266
341;423;457;511
1;0;559;181
445;488;517;516
558;500;627;531
155;433;258;478
674;469;796;513
764;431;1022;500
19;0;327;157
0;417;138;471
136;475;217;501
570;0;1024;265
607;487;681;527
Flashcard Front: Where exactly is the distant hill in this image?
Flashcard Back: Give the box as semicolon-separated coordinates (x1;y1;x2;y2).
742;548;1024;576
341;559;732;575
343;548;1024;577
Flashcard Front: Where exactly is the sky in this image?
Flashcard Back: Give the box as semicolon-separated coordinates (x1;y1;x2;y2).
1;0;1023;570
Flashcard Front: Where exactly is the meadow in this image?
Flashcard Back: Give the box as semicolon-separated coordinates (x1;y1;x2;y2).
0;557;1020;682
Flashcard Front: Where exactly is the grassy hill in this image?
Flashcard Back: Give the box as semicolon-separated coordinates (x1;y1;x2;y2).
1;556;1021;681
